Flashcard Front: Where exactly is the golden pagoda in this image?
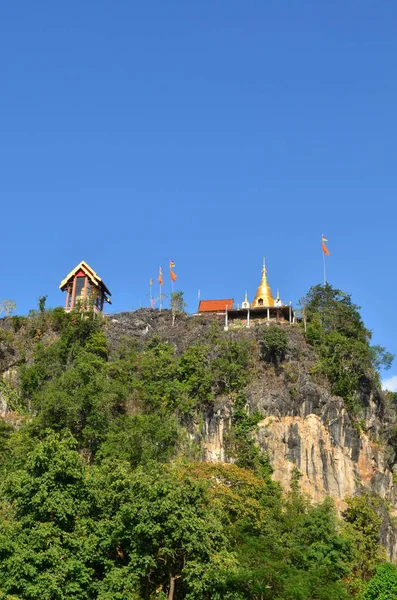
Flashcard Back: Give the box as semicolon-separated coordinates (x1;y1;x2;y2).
251;258;275;308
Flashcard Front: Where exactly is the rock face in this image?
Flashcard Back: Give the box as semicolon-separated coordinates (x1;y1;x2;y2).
101;312;397;559
200;385;393;501
199;385;397;560
257;413;387;506
192;328;397;560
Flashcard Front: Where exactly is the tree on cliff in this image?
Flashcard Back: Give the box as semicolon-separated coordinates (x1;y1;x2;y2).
170;290;186;326
0;300;16;317
300;283;369;341
301;284;394;412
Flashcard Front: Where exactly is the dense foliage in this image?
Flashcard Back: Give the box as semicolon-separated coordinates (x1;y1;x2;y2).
363;563;397;600
301;284;394;420
0;433;370;600
260;325;288;364
0;289;394;599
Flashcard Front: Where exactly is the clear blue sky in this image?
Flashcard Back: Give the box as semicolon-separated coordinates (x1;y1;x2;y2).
1;2;396;383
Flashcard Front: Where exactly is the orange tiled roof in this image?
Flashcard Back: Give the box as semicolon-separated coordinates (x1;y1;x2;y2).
198;299;234;313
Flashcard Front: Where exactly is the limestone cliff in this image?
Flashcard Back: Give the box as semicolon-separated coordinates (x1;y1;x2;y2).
200;370;392;509
203;400;397;559
1;308;396;558
104;311;397;510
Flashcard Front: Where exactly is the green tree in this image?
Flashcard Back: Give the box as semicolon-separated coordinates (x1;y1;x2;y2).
28;350;127;455
211;339;252;395
363;563;397;600
92;463;233;600
0;419;14;472
302;285;393;414
370;345;394;371
98;413;180;466
225;392;270;474
96;567;140;600
344;494;386;587
178;344;213;407
84;331;109;359
37;296;47;314
138;337;183;411
170;290;187;326
183;463;353;600
0;432;94;600
300;284;369;342
260;325;288;364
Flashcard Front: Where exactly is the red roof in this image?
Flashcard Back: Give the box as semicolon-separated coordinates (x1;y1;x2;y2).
198;299;234;313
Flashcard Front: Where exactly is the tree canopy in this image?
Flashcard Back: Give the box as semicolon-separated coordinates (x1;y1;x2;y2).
0;288;394;599
301;284;394;420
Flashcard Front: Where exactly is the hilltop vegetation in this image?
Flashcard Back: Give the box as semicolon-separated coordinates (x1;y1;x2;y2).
0;285;396;599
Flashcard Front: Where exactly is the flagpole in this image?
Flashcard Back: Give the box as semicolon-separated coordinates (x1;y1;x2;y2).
159;282;162;311
321;235;330;285
170;262;175;294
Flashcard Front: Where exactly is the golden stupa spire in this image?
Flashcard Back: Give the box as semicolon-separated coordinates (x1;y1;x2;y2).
252;257;275;308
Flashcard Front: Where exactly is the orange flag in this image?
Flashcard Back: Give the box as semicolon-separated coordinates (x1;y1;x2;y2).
169;260;177;282
322;235;330;256
158;266;163;286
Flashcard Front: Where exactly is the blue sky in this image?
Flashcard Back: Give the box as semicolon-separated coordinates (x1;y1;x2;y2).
1;1;397;384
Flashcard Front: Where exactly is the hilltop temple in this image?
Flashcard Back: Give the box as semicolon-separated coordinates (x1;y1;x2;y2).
60;261;112;313
58;258;296;324
197;259;294;329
